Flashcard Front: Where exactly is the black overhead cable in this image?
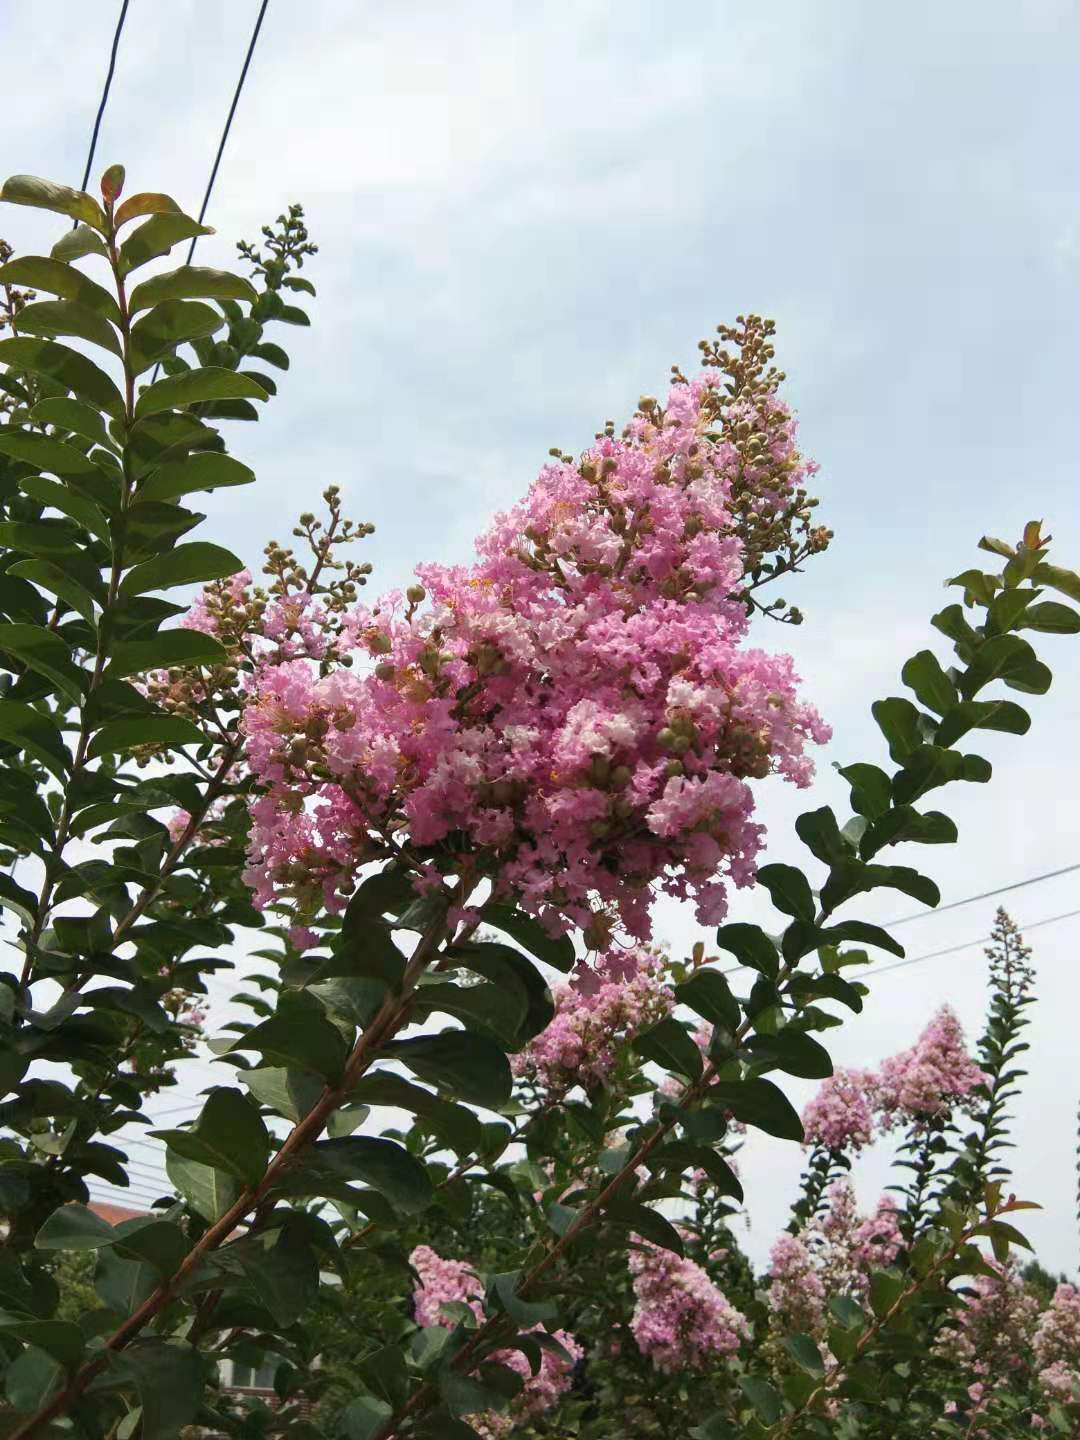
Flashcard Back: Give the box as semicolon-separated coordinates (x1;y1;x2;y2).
149;0;271;387
884;861;1080;929
184;0;270;264
73;0;130;221
869;907;1080;981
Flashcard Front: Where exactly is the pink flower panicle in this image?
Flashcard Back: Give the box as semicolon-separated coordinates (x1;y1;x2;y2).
767;1233;826;1336
512;947;674;1096
801;1068;878;1153
876;1006;986;1129
241;368;829;948
409;1246;581;1430
1034;1284;1080;1403
628;1242;749;1372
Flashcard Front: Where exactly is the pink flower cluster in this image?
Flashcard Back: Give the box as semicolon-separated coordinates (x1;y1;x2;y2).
876;1006;986;1129
1033;1284;1080;1403
409;1246;582;1430
627;1242;749;1372
938;1258;1039;1380
769;1182;901;1332
799;1009;986;1152
767;1233;826;1335
801;1067;878;1152
511;948;674;1096
241;374;828;943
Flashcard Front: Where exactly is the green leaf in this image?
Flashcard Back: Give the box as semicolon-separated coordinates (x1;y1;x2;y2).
757;863;816;922
1019;600;1080;634
154;1087;268;1187
479;902;576;972
0;571;50;624
0;428;103;481
868;1268;905;1319
795;805;849;864
414;978;527;1051
0;336;124;418
87;715;207;757
241;1065;325;1124
9;559;97;625
134;366;268;419
119;214;215;274
872;696;926;762
108;629;228;678
738;1376;782;1425
606;1198;685;1255
14;298;122;357
4;1345;63;1412
948;568;999;605
709;1077;803;1141
0;699;70;779
252;340;290;370
0;623;84;704
746;1029;833;1078
674;969;740;1029
714;922;780;978
633;1016;703;1080
51;224;108;262
112;1219;190;1276
350;1073;483;1155
129;299;224;373
0;871;39;926
231;992;349;1081
0;1319;84;1369
28;396;112;449
901;649;957;715
386;1030;512;1109
18;474;110;542
115;192;181;227
817;919;904;957
113;1339;203;1440
961;633;1051;698
860;805;958;856
784;1332;826;1376
309;1136;433;1213
493;1272;557;1327
165;1149;241;1223
445;940;554;1045
338;1395;394;1439
0;254;120;323
119;541;244;597
34;1202;116;1250
934;698;1031;747
128;265;257;314
0;173;105;229
1033;561;1080;604
137;451;254;503
837;762;893;819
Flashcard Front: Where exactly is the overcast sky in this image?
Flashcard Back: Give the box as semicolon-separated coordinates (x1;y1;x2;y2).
4;0;1079;1273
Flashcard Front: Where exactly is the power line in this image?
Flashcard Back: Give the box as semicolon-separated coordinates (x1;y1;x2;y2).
885;862;1080;929
74;0;130;217
185;0;270;263
870;907;1080;981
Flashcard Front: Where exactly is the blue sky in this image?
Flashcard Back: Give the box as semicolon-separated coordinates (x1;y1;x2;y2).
4;0;1079;1270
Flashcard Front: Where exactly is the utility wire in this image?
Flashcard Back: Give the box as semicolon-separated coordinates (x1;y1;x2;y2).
884;861;1080;929
184;0;270;264
73;0;130;220
869;907;1080;981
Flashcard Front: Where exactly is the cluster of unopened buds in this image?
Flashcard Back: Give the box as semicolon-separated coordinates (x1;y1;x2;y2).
238;326;831;947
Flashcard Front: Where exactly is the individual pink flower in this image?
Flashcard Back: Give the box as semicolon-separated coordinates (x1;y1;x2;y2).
877;1006;986;1129
628;1242;749;1372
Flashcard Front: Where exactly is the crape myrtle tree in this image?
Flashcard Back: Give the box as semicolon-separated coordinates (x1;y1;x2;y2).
0;165;1077;1440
